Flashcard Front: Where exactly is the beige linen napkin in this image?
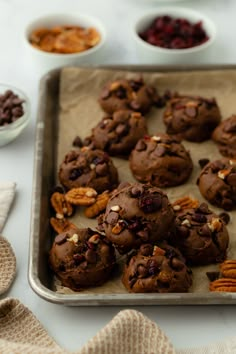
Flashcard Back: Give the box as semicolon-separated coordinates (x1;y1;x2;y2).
0;182;17;295
0;297;236;354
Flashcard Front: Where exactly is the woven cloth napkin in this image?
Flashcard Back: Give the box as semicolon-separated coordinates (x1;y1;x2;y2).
0;182;16;295
1;298;236;354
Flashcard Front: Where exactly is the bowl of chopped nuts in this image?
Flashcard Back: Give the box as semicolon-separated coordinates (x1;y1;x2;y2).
0;84;30;147
133;7;216;63
24;13;106;72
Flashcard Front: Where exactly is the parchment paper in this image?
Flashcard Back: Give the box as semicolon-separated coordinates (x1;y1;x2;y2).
56;67;236;294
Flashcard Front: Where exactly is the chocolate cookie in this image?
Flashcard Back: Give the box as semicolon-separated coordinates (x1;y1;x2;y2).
58;148;119;193
129;133;193;187
122;243;192;293
49;228;116;290
163;96;221;142
212;114;236;158
171;203;229;265
197;158;236;210
101;182;175;254
98;77;159;114
89;110;148;156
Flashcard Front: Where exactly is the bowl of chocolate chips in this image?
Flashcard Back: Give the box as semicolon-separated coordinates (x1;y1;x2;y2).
133;7;216;63
0;84;30;147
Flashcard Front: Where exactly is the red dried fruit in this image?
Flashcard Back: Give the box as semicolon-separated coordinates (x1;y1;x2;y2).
139;16;209;50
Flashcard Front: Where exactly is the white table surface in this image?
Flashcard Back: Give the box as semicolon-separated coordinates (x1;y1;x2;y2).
1;0;236;352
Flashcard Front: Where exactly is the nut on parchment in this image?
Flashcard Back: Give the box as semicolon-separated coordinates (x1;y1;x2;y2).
65;187;97;206
50;217;77;234
220;260;236;279
84;191;110;218
209;278;236;292
172;196;199;212
50;191;73;217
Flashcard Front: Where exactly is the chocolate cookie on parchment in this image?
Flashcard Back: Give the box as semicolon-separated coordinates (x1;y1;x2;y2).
212;114;236;158
49;228;116;290
58;148;118;193
122;243;192;293
197;158;236;210
129;133;193;187
101;182;175;254
90;110;147;156
98;77;160;114
163;96;221;142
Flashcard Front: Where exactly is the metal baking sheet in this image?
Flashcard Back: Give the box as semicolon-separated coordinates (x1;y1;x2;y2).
29;65;236;305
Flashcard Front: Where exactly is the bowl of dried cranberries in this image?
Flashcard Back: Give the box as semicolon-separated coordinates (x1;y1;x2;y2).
133;7;216;63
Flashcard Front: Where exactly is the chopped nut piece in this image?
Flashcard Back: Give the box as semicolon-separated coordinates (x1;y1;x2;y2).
181;219;191;227
56;213;64;219
152;136;161;142
207;217;222;232
112;220;125;234
90;163;96;170
218;169;230;180
67;233;79;244
111;205;121;212
88;234;100;244
173;205;181;211
152;245;166;256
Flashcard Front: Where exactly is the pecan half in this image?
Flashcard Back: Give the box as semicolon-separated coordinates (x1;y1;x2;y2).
50;217;77;234
65;187;97;206
172;196;199;212
220;260;236;279
50;191;73;217
209;278;236;292
84;191;110;218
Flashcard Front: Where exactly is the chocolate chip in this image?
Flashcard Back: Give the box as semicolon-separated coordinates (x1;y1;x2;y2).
227;173;236;186
129;277;137;288
106;211;119;224
185;106;197;118
192;213;207;223
73;254;85;265
116;87;127;99
69;168;82;180
206;271;220;282
135;139;146;151
154;145;166;157
171;257;184;270
196;203;210;214
85;249;97;263
137;264;149;278
140;244;153;256
137;230;149;241
55;233;67;245
72;136;83;147
95;162;108;176
198;158;210;169
115;123;128;136
139;193;162;213
130;100;141;110
222;198;234;211
130;186;142;197
201;224;212;237
219;212;230;225
177;226;190;238
149;260;159;275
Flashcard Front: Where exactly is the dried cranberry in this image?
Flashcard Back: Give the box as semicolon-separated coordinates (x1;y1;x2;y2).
69;168;83;180
139;193;162;213
139;15;209;50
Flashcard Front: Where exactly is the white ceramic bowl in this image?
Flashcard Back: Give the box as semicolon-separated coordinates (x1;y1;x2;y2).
0;84;30;147
24;13;106;72
133;7;216;64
